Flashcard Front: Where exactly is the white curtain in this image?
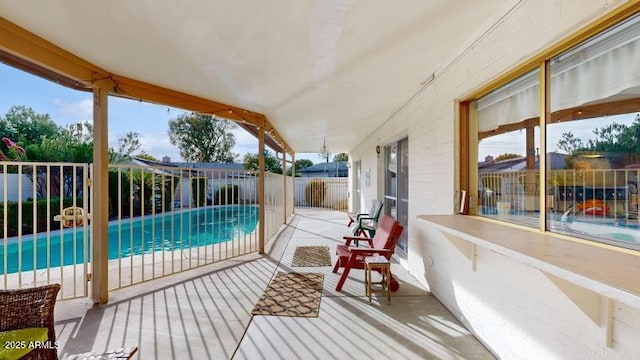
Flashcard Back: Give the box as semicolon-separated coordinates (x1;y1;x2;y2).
477;15;640;133
476;70;539;132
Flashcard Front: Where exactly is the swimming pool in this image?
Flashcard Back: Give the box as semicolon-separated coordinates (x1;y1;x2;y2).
0;205;258;274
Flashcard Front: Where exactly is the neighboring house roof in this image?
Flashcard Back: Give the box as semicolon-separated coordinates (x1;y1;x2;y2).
171;162;245;171
479;153;567;173
171;162;247;180
129;158;249;179
298;161;348;177
131;156;178;168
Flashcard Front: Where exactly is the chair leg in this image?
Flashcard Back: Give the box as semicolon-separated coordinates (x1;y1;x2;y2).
332;258;341;273
335;255;356;291
390;274;400;292
335;268;351;291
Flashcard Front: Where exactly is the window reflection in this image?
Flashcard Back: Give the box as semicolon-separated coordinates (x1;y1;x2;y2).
468;10;640;252
547;14;640;250
474;69;541;228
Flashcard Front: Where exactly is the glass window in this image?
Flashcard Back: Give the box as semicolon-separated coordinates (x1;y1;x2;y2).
547;14;640;251
466;12;640;252
384;143;398;220
473;69;541;228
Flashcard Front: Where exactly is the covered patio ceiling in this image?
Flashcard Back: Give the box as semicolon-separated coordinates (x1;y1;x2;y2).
0;0;510;154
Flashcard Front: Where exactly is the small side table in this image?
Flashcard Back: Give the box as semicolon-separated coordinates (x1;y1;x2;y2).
364;255;391;304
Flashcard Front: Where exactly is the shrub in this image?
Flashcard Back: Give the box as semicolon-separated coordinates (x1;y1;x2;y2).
0;197;83;237
333;199;348;211
108;170;131;218
215;184;240;205
191;177;207;207
304;179;326;207
108;170;178;218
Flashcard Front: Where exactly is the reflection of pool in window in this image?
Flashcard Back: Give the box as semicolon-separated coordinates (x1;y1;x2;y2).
482;208;640;251
552;215;640;250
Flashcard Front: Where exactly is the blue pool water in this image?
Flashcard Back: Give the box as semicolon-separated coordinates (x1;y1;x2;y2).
0;205;258;274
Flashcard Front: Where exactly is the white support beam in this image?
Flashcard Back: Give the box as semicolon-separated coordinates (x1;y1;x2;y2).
258;128;265;254
283;151;287;224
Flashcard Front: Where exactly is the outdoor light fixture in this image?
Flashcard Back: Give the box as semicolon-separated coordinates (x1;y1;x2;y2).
375;145;381;158
320;137;330;163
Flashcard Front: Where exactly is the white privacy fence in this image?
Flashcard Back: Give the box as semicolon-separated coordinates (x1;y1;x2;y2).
294;177;348;210
0;161;292;299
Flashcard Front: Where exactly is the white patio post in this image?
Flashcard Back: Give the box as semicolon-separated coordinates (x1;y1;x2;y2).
291;153;295;210
92;86;109;304
258;127;265;254
282;151;287;224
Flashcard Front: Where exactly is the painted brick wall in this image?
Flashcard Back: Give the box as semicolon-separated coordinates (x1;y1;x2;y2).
348;0;640;358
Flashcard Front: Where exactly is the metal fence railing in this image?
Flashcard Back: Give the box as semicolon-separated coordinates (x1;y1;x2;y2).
0;162;90;299
264;173;289;241
106;165;261;290
294;177;348;211
479;168;640;225
0;160;294;298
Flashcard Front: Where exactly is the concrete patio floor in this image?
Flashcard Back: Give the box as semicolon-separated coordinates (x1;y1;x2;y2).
54;209;495;359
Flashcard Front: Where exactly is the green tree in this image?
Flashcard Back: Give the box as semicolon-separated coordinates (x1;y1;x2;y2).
24;122;93;163
556;132;584;155
135;151;159;162
168;113;237;162
0;105;60;146
617;115;640;153
287;159;313;176
556;115;640;168
109;131;141;163
494;153;521;161
332;152;348;162
243;150;282;174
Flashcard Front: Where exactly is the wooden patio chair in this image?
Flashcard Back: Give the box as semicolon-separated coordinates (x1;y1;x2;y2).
0;283;61;360
333;214;403;292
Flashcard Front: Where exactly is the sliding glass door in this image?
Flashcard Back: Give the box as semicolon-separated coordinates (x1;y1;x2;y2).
384;138;408;254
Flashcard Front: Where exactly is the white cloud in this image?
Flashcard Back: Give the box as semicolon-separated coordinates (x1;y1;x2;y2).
51;99;93;126
138;132;181;161
106;131;181;161
53;99;92;117
232;128;258;158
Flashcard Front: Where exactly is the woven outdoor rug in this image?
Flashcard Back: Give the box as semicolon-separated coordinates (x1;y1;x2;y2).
251;272;324;317
291;246;332;267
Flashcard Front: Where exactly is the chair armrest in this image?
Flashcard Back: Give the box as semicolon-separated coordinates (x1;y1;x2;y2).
348;247;393;255
343;235;373;246
357;217;377;227
355;212;370;220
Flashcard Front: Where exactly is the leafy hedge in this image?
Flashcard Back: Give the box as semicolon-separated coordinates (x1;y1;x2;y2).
0;197;83;237
215;184;240;205
108;170;178;218
191;177;207;207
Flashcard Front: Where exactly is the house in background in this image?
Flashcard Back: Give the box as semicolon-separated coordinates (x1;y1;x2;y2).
171;162;246;176
298;161;347;177
170;162;253;206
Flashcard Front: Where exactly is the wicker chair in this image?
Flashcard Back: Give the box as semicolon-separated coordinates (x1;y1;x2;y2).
0;284;61;360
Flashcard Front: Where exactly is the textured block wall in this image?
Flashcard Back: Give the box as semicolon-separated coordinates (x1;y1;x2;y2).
348;0;640;358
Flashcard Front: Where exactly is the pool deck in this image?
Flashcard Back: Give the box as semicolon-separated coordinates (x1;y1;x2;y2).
54;209;495;359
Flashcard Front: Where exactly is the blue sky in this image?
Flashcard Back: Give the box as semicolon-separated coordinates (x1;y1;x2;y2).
0;63;321;163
